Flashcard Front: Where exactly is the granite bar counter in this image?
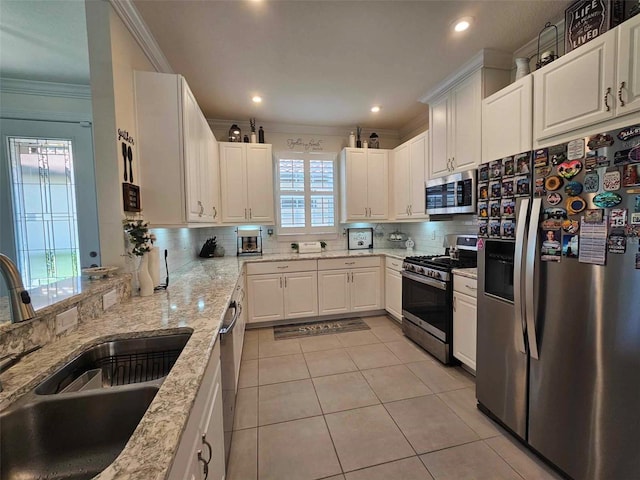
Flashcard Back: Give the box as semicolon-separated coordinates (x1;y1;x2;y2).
0;249;422;479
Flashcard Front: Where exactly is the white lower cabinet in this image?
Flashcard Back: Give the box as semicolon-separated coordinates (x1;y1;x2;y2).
169;342;224;480
384;257;403;321
317;257;382;316
452;275;477;373
246;261;318;324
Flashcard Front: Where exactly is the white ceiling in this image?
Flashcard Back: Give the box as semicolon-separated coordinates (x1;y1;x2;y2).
132;0;571;130
0;0;90;84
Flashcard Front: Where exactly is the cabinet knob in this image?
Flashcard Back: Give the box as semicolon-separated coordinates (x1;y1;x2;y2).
618;81;626;107
604;87;611;112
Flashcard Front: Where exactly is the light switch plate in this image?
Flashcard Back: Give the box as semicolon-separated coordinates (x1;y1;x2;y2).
102;289;118;310
56;307;78;335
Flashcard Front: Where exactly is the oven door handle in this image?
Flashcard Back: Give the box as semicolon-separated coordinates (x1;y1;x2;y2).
401;271;447;290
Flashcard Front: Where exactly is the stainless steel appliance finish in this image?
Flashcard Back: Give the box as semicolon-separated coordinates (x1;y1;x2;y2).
402;235;477;364
477;125;640;480
220;282;245;466
0;253;35;324
425;170;477;215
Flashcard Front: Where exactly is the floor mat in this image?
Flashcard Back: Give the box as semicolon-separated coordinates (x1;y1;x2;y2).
273;318;371;340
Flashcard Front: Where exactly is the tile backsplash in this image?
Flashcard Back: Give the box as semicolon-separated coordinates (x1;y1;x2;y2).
150;216;477;272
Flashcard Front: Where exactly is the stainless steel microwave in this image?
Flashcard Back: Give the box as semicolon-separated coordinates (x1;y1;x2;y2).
425;170;476;215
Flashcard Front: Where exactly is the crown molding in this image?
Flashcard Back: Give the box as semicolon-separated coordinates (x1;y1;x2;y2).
399;110;429;141
108;0;173;73
207;118;400;139
419;48;513;104
0;78;92;99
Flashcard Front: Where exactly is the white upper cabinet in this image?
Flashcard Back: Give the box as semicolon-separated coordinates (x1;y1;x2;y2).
429;95;451;178
392;132;427;219
482;75;533;162
135;71;220;226
220;143;274;223
340;148;389;222
534;15;640;142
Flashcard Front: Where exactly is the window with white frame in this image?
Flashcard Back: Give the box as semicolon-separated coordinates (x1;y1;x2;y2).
276;151;337;236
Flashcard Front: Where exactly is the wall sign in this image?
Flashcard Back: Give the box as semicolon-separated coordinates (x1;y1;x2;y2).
286;137;324;152
118;128;135;145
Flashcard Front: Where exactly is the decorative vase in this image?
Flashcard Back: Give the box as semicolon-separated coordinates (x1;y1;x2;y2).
138;253;154;296
148;246;160;288
349;132;355;148
258;126;265;143
250;132;257;143
515;57;531;80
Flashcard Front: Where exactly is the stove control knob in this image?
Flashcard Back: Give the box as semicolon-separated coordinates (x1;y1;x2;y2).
415;267;424;274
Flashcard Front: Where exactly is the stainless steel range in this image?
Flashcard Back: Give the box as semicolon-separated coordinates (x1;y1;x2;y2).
401;235;477;364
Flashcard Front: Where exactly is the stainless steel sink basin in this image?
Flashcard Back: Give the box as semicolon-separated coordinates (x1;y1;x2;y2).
36;332;192;394
0;386;159;480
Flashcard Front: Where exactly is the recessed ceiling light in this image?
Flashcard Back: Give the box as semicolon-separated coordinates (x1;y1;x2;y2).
454;17;473;32
371;105;381;113
252;96;262;103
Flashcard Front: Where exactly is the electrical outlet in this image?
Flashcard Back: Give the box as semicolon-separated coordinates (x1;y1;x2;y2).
103;289;118;310
56;307;78;335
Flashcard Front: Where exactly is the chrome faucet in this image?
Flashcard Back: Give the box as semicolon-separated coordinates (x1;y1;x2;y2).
0;253;36;323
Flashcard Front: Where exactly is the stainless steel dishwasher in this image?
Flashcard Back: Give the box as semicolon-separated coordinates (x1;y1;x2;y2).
219;281;245;466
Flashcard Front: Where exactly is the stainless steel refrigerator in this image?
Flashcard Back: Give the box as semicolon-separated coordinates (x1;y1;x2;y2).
476;124;640;480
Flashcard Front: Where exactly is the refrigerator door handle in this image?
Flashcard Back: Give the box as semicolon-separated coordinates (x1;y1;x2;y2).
513;197;529;354
525;197;542;360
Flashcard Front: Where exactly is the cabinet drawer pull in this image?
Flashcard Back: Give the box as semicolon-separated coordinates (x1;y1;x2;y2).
277;265;289;269
345;261;356;265
618;81;626;107
604;87;611;111
465;284;477;290
249;208;252;219
212;206;217;218
453;295;457;312
201;433;212;463
198;450;209;479
198;200;204;217
279;277;283;288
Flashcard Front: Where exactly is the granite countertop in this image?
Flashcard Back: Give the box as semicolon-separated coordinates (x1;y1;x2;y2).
0;248;422;479
452;267;478;279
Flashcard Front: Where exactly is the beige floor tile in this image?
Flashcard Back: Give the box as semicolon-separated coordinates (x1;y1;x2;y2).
299;334;344;353
449;366;475;387
258;354;309;385
420;441;521;480
325;404;414;472
238;359;259;388
406;360;471;393
242;339;259;361
304;348;358;377
258;416;342;480
322;476;345;480
244;329;260;342
361;364;432;402
436;388;501;439
363;315;400;329
258;338;302;358
258;379;322;426
258;327;274;343
385;339;433;363
371;326;406;343
234;387;258;430
226;428;257;480
385;395;479;454
336;330;380;347
345;457;434;480
485;436;564;480
312;371;379;413
346;343;402;370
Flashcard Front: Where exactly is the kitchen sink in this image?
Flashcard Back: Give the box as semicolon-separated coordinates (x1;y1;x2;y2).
36;332;192;394
0;386;159;480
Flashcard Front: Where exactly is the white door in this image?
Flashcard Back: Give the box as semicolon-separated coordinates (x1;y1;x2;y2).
429;95;450;178
344;149;368;220
451;70;481;172
247;274;283;323
220;143;247;223
350;267;381;312
617;15;640;117
384;267;402;321
366;150;388;219
246;144;274;222
409;133;427;216
318;270;350;315
453;291;477;371
284;271;318;319
533;30;616;141
0;119;100;289
393;143;411;219
482;75;533;162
